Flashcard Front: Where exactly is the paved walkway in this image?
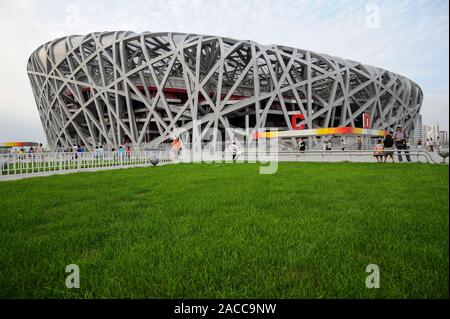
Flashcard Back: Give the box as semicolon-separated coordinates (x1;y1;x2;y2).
277;151;446;164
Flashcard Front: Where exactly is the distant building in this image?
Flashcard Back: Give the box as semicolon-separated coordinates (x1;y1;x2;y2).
423;123;440;140
413;114;423;142
438;130;448;142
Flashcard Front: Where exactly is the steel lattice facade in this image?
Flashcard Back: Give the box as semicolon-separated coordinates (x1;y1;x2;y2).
27;31;423;150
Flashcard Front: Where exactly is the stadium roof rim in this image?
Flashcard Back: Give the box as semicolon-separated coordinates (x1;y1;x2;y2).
29;30;420;88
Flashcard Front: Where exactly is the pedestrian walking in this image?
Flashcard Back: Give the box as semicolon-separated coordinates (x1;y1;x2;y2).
229;141;239;162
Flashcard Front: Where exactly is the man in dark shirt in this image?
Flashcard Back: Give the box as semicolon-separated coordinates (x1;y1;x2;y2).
383;131;395;162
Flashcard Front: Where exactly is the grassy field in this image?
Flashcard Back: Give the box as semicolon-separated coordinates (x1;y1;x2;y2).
0;162;448;298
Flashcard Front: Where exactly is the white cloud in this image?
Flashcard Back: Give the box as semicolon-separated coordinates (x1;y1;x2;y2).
421;88;449;128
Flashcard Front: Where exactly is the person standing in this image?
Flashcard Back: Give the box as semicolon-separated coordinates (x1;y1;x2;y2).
435;136;442;151
393;125;411;162
229;141;239;162
72;144;78;160
35;143;44;162
298;138;306;153
383;131;395;163
77;145;84;162
98;146;104;158
429;138;434;152
356;136;363;151
340;139;346;151
125;144;132;159
171;137;182;162
417;138;423;151
118;144;125;161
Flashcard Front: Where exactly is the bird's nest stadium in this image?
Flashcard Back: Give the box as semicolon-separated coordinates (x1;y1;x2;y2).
27;31;423;151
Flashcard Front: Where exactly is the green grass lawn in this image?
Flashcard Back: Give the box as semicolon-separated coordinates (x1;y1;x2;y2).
0;162;448;298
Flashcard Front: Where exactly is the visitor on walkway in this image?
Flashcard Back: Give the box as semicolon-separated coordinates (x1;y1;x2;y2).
417;138;423;151
118;145;125;161
429;138;434;152
72;144;78;159
34;143;44;161
35;143;44;153
340;139;346;151
171;137;182;162
373;139;384;163
383;131;395;163
356;136;363;151
393;125;411;162
125;144;132;159
98;146;104;158
229;141;239;162
435;137;442;151
298;138;306;153
76;145;83;161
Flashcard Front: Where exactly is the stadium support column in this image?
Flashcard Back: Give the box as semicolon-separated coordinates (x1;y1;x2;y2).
251;42;261;149
120;40;138;147
191;36;202;162
306;51;313;149
245;111;249;145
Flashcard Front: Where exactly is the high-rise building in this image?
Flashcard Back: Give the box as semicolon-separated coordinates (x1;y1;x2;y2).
413;114;423;142
423;123;440;140
438;130;448;142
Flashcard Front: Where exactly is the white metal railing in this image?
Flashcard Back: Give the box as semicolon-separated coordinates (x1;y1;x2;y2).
0;150;172;179
187;148;441;164
241;149;441;164
1;147;445;180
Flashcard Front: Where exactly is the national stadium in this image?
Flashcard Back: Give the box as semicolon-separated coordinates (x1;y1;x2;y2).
1;20;447;302
27;31;423;151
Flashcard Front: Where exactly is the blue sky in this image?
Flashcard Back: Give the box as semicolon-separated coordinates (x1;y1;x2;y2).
0;0;448;143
